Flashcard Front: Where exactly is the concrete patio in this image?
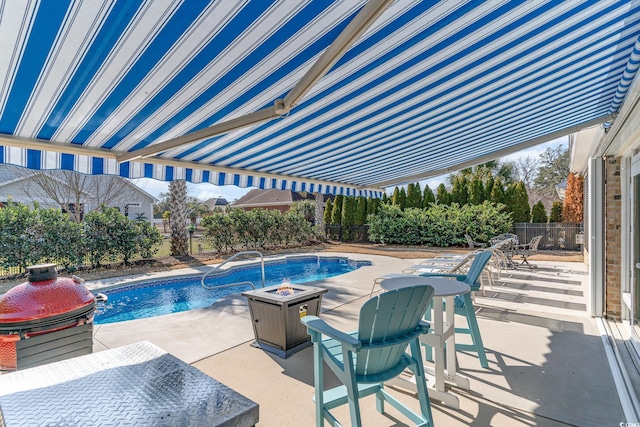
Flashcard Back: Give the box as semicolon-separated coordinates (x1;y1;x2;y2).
90;253;627;426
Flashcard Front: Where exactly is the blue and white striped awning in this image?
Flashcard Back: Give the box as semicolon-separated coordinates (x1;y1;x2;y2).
1;1;639;196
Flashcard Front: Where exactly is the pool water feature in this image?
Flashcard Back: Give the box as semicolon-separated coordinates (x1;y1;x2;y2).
94;256;370;324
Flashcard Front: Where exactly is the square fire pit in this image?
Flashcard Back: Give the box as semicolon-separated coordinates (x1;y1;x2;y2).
242;284;327;358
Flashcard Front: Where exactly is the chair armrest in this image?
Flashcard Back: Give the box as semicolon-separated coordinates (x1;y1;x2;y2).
301;316;362;350
418;272;467;281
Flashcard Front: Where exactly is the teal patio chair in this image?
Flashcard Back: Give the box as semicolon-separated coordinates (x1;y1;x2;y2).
302;284;435;427
421;250;492;369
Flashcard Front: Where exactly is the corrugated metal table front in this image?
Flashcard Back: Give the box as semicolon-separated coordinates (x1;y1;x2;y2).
0;341;258;427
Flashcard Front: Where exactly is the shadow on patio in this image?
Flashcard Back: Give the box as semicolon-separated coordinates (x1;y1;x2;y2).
190;258;625;426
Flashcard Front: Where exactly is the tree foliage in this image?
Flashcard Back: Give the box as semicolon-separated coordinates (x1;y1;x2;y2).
550;201;563;222
422;185;435;207
533;145;569;196
531;201;548;223
324;199;334;225
436;183;451;205
367;202;511;247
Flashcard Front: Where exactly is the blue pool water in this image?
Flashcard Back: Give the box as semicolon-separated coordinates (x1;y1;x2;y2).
94;256;370;324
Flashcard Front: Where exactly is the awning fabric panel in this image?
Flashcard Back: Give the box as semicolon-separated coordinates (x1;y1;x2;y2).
0;1;639;194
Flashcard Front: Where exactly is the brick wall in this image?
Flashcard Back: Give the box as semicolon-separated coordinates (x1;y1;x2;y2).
605;157;622;319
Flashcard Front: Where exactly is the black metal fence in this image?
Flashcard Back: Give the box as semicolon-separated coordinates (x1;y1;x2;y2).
512;223;583;251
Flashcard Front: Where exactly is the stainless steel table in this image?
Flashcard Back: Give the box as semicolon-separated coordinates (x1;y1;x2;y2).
377;275;471;408
0;341;259;427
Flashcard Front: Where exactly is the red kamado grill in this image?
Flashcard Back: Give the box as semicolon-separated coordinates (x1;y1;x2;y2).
0;263;97;371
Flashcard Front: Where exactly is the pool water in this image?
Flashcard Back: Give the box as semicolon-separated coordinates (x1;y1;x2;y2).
94;256;369;324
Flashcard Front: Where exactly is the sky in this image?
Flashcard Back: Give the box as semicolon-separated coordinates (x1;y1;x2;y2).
131;136;568;202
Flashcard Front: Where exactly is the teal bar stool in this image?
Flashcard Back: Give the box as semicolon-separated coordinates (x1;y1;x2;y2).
421;250;491;368
302;283;435;427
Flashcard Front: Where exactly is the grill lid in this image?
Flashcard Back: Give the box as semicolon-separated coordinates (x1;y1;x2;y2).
0;264;94;324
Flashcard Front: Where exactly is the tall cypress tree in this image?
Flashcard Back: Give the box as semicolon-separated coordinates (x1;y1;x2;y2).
550;200;563;222
510;181;531;223
451;176;469;205
469;177;485;205
324;199;333;225
436;183;451;205
531;201;548;223
406;182;422;208
391;187;401;206
355;196;367;225
397;187;407;209
490;180;505;205
422;185;435;207
341;196;356;241
331;195;344;225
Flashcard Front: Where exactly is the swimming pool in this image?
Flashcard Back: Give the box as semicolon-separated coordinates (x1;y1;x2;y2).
94;256;370;324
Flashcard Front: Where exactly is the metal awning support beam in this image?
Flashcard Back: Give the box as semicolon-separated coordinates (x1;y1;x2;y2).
0;134;384;193
372;114;615;188
116;0;393;164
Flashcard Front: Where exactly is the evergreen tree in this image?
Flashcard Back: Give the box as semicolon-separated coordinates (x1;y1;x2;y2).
324;199;333;225
451;176;469;205
531;201;548;223
397;187;407;209
550;200;563;222
366;197;381;220
490;180;505;205
391;187;401;206
436;183;451;205
355;196;367;225
331;195;344;225
406;182;422;208
469;177;485;205
562;172;584;222
422;185;435;207
510;181;531;223
485;176;495;201
341;196;357;241
381;193;390;204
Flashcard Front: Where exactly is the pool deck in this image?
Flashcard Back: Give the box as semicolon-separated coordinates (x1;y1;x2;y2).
89;252;627;426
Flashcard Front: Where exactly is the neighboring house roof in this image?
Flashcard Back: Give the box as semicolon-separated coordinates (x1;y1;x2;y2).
232;189;316;209
0;165;158;203
202;197;229;209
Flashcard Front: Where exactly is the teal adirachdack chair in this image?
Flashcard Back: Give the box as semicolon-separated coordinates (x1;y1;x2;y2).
421;250;492;369
302;283;435;427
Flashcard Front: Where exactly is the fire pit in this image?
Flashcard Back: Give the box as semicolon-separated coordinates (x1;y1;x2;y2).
0;264;98;370
242;283;327;358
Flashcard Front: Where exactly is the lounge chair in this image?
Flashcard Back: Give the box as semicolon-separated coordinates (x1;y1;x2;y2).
302;283;435;427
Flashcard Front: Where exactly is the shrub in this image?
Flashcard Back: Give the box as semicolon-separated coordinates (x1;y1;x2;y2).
367;201;511;246
531;201;548;223
550;201;563;222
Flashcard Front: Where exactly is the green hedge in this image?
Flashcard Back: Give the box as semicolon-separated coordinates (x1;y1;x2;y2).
367;201;512;246
200;208;319;253
0;203;162;272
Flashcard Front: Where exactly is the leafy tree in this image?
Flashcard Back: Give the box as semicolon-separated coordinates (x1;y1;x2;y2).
187;197;210;225
290;200;315;222
331;195;344;225
550;201;563;222
563;172;584;222
133;220;163;259
533;145;569;198
531;201;548;223
0;201;40;271
169;180;189;256
34;208;83;269
422;185;435;207
323;199;333;225
436;183;451;204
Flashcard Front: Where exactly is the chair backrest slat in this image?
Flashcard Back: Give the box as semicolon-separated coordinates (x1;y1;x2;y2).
463;250;493;286
356;285;434;378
